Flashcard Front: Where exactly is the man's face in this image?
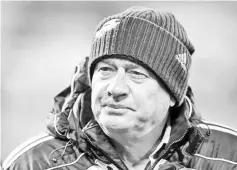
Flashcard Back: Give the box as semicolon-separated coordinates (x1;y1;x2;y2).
91;58;174;138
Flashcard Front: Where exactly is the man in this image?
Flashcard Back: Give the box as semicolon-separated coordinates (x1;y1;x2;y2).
3;6;237;170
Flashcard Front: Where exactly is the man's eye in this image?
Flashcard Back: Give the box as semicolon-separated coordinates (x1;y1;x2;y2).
97;67;115;79
98;67;113;72
129;70;148;79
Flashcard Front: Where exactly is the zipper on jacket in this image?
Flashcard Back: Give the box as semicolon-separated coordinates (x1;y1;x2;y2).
146;128;191;170
82;132;128;170
95;159;120;170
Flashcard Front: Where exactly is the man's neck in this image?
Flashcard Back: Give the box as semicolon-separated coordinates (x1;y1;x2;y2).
110;117;168;167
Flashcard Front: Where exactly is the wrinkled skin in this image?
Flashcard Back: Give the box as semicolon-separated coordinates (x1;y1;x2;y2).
91;58;175;140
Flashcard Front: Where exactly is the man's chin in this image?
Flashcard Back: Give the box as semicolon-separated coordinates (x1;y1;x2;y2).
106;125;131;133
100;122;148;140
99;120;133;133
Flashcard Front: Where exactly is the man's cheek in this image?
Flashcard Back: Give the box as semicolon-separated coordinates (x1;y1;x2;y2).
91;92;100;116
91;83;102;104
92;102;101;120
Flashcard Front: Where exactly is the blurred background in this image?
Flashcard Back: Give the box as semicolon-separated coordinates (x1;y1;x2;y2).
2;1;237;162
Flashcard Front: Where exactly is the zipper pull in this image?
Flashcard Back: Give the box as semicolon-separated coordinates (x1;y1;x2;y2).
95;159;119;170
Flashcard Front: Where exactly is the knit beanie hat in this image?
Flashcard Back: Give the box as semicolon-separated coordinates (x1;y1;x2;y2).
89;6;195;106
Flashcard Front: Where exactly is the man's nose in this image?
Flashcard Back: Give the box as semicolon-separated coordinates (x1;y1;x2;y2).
107;69;129;102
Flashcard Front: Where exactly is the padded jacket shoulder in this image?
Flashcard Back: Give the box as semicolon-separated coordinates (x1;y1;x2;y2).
2;132;92;170
190;121;237;170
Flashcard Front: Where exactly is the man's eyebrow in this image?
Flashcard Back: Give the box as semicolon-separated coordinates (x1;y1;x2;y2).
94;60;113;70
98;60;113;65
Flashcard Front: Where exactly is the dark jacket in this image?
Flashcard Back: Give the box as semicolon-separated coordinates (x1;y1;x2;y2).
3;60;237;170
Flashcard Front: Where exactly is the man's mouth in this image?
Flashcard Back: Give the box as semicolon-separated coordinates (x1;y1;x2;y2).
101;103;134;111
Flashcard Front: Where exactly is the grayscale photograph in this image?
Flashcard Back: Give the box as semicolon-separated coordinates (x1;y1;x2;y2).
1;1;237;170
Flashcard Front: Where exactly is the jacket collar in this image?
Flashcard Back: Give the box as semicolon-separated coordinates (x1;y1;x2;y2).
167;103;192;148
78;101;205;169
80;121;128;170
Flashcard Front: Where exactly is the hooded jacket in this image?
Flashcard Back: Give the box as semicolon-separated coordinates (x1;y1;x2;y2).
2;58;237;170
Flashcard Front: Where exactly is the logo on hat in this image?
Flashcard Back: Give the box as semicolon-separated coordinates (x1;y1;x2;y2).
95;19;120;39
176;53;187;69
